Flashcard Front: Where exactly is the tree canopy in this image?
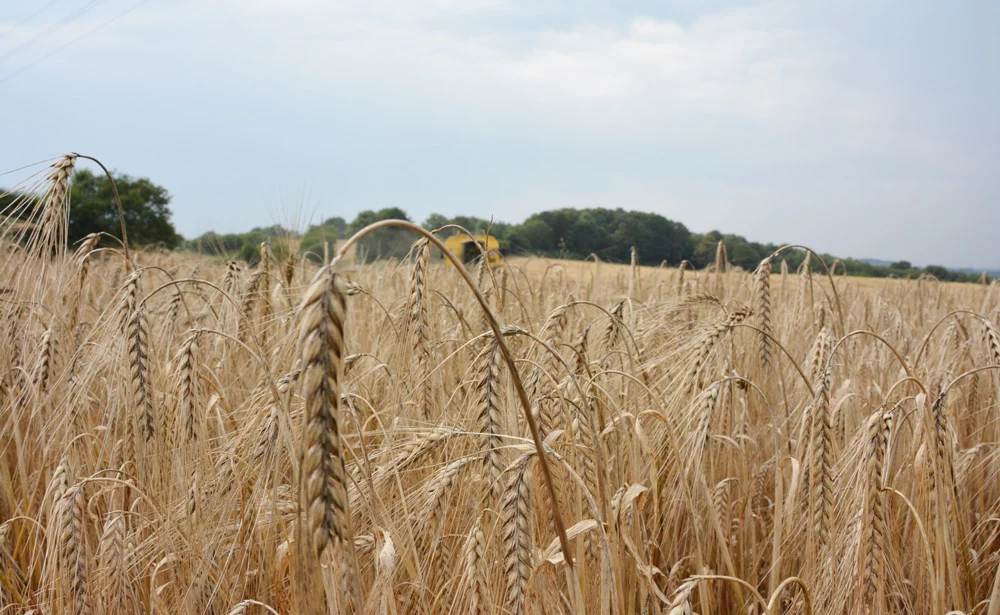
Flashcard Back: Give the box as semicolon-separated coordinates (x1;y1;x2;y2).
299;217;346;262
11;163;979;283
69;169;181;248
184;206;988;283
501;208;692;265
348;208;413;261
1;168;182;250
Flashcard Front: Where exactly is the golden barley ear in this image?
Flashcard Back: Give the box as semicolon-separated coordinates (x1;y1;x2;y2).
175;331;199;445
295;266;363;613
808;365;834;555
463;523;488;615
58;484;88;615
409;238;432;418
982;318;1000;364
859;407;892;610
36;155;77;260
502;454;534;615
755;257;772;367
96;510;128;613
475;335;506;495
127;307;155;444
298;267;351;555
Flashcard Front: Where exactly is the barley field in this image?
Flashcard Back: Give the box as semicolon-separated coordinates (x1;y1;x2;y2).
3;156;1000;615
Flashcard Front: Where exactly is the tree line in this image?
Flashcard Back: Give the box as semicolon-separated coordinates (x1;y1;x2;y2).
1;168;182;249
188;206;989;282
3;169;988;283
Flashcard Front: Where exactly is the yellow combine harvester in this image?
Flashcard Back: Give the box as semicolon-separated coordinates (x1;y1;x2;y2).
443;234;501;267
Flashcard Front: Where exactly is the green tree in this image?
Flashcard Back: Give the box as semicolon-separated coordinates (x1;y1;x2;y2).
68;169;181;248
508;208;692;265
187;225;292;265
514;218;554;251
423;213;451;232
691;231;723;267
923;265;952;281
423;213;515;243
349;208;413;261
571;212;602;256
300;217;346;262
323;216;347;233
729;242;761;270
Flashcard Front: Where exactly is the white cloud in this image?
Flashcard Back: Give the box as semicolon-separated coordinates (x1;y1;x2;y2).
2;0;997;266
173;0;852;145
1;0;856;137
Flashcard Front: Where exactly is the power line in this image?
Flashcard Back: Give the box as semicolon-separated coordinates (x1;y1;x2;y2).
0;0;151;84
0;0;107;63
0;0;68;35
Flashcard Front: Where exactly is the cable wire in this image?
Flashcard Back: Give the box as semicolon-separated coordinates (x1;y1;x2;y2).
0;0;151;85
0;0;107;63
0;0;68;35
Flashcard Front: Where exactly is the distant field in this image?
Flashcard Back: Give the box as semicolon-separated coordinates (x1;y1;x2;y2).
3;159;998;614
506;254;982;292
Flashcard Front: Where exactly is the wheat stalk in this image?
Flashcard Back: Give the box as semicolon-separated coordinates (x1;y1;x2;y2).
239;272;262;342
410;238;432;418
34;324;56;392
298;267;351;554
96;510;128;613
222;260;243;296
69;232;100;333
464;523;488;615
58;484;88;615
809;365;834;554
503;454;534;615
36;155;76;259
685;308;749;393
677;260;689;296
668;579;696;615
476;335;506;494
176;331;199;444
755;257;772;367
127;307;155;443
859;407;892;610
982;318;1000;365
535;303;568;438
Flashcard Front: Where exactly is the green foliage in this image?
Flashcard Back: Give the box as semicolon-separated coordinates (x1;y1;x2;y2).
414;209;985;282
187;226;290;265
68;169;181;248
349;208;413;261
300;221;342;263
495;208;691;265
323;216;347;232
423;213;450;231
423;214;515;240
181;204;986;283
186;208;416;265
923;265;951;280
680;231;986;282
2;162;986;285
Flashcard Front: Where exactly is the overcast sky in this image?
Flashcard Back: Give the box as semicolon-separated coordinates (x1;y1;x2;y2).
2;0;998;267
